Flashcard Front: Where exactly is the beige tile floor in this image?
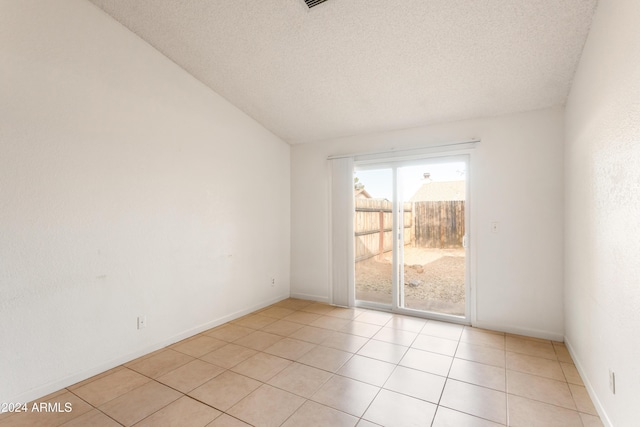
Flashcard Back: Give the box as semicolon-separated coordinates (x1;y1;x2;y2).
0;299;604;427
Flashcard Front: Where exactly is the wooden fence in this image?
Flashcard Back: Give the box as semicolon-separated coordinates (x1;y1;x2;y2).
355;199;465;261
413;201;465;248
355;199;412;262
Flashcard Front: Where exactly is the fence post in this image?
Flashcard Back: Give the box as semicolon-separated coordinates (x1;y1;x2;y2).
411;202;416;247
378;210;384;261
440;202;446;249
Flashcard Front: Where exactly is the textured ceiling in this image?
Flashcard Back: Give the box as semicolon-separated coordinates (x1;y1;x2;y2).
88;0;597;144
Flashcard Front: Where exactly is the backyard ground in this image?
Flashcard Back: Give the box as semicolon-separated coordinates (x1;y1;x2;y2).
355;247;465;315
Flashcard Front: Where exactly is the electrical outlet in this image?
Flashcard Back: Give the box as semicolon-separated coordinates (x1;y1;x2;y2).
609;369;616;394
271;278;275;287
491;222;500;233
137;315;146;330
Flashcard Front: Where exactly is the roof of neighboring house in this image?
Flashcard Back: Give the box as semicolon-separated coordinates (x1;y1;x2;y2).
409;181;465;202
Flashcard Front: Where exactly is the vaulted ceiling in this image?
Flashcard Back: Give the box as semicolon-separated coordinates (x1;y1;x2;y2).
89;0;597;144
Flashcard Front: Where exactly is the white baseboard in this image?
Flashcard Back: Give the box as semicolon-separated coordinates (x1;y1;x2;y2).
9;293;289;405
472;321;564;342
289;292;329;303
564;337;613;427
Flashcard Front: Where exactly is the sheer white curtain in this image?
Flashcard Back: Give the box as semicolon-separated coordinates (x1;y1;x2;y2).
329;157;355;307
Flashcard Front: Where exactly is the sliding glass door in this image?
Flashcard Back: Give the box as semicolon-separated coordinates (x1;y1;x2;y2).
354;155;469;322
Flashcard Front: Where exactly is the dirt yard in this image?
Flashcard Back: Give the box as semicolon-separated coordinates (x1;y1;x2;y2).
355;247;465;316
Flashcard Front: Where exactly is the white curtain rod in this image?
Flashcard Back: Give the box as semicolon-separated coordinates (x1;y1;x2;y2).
326;139;480;160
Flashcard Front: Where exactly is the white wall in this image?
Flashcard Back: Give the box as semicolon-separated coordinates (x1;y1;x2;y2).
291;107;565;339
0;0;290;402
564;0;640;425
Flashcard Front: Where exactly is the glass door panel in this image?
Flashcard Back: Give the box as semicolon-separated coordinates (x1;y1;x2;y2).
398;161;467;316
354;168;393;306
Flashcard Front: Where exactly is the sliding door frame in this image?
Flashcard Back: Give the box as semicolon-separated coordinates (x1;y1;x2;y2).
354;152;473;325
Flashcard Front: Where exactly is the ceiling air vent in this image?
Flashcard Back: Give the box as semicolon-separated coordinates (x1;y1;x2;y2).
305;0;329;8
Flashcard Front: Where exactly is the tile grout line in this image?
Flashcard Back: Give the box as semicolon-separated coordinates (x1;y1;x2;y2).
63;388;126;427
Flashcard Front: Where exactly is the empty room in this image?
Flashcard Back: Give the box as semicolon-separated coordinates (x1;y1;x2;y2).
1;0;638;426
